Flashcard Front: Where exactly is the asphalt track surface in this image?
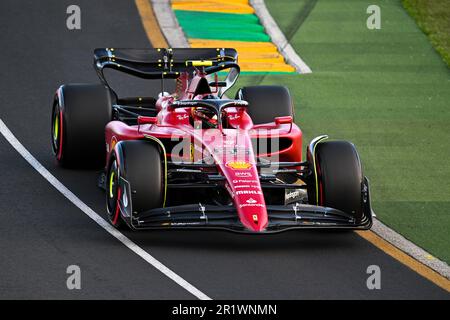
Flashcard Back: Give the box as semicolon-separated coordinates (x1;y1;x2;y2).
0;0;448;299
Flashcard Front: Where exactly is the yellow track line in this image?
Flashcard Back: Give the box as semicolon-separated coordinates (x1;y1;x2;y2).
190;39;279;51
356;230;450;292
238;63;295;72
135;0;168;47
190;39;295;72
172;0;253;14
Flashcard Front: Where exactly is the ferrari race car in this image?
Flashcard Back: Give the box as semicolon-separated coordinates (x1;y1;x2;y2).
51;48;373;233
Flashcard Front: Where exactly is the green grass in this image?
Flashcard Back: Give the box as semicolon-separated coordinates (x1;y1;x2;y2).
174;10;270;41
402;0;450;67
231;0;450;262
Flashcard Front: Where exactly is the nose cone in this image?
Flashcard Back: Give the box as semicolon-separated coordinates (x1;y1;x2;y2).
240;206;268;232
213;132;269;232
224;165;269;232
235;192;268;232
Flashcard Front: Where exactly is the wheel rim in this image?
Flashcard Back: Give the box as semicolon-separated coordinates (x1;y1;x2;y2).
107;160;118;214
53;113;59;142
107;159;124;226
51;103;63;160
109;171;115;199
51;104;59;153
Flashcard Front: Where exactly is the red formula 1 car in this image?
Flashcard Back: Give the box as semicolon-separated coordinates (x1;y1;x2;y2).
51;48;373;233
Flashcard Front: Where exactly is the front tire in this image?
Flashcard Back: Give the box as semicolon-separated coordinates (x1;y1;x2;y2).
106;140;165;229
308;140;364;222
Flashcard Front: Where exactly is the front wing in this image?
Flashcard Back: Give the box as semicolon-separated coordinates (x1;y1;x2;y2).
128;177;373;233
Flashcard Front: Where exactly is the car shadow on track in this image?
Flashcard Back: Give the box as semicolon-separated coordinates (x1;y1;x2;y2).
124;229;362;253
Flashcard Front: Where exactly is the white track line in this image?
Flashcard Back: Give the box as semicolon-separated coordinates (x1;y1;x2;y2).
371;218;450;279
151;0;189;48
251;0;312;74
0;118;211;301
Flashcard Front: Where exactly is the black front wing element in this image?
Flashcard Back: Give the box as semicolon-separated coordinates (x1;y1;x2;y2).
129;178;373;233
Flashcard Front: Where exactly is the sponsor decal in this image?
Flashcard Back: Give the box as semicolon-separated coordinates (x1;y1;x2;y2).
176;114;189;121
284;188;307;204
226;161;252;170
172;101;198;106
246;198;257;204
236;190;262;195
239;203;265;208
228;114;240;121
285;190;300;201
235;171;253;178
235;185;253;189
233;179;258;184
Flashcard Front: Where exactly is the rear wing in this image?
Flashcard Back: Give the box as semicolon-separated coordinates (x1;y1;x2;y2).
94;48;238;79
94;48;239;97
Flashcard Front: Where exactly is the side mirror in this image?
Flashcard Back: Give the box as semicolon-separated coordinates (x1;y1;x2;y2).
138;116;158;125
208;81;227;87
137;116;157;134
275;116;293;125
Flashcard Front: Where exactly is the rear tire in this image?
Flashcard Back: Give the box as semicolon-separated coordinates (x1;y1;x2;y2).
51;83;113;168
308;140;364;222
106;140;164;228
235;85;293;124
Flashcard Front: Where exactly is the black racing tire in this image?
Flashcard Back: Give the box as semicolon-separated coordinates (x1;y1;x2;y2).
235;85;293;124
106;140;164;228
51;83;113;168
309;140;364;222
